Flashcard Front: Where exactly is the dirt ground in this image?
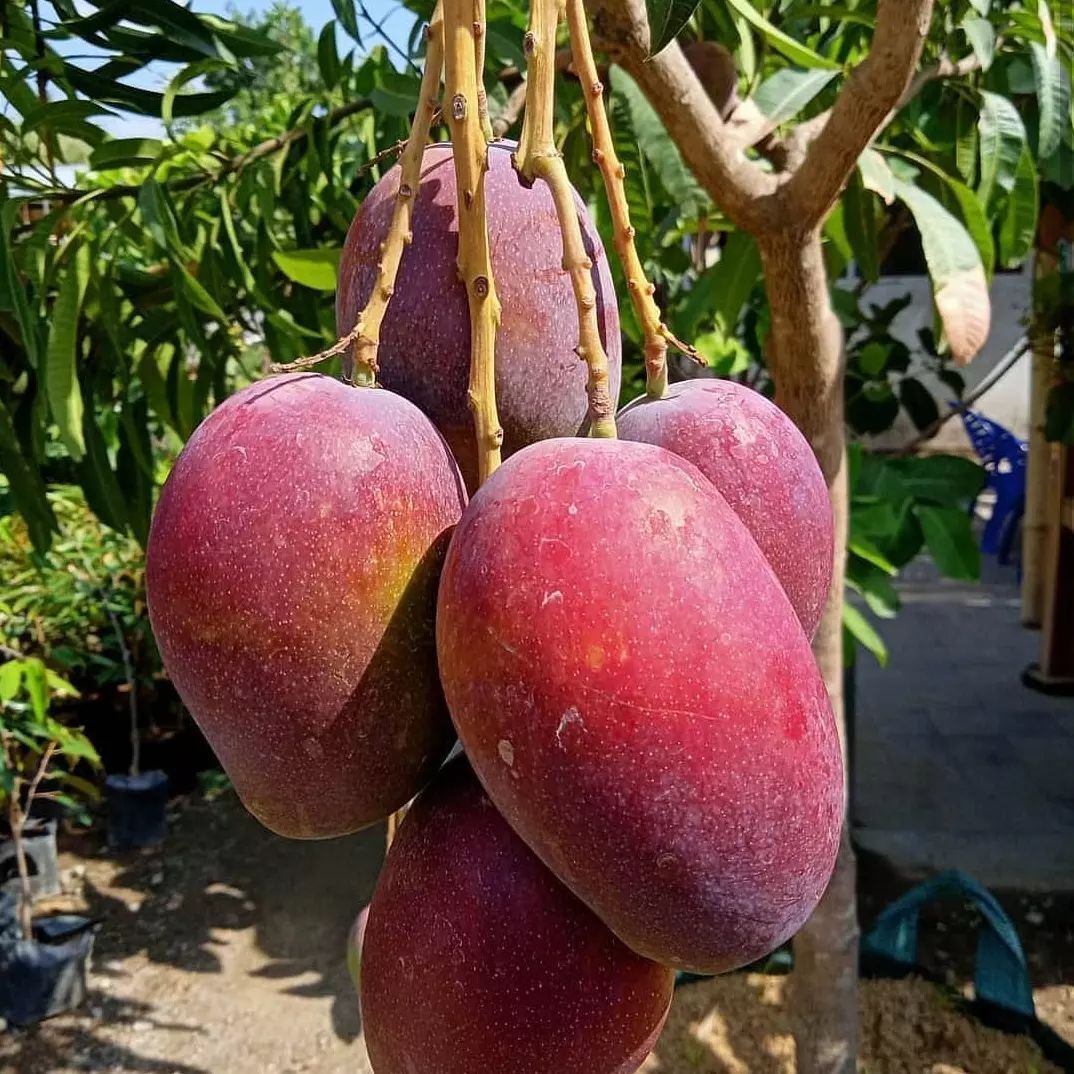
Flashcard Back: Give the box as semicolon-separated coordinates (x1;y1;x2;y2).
2;790;1071;1074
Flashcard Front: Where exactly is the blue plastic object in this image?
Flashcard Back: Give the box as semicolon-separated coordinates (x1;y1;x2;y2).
861;869;1036;1019
953;406;1027;564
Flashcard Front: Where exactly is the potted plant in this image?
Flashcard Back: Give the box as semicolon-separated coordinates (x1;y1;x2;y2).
0;651;100;1026
102;601;169;850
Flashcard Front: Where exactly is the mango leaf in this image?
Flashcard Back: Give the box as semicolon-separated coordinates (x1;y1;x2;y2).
888;148;995;276
45;244;92;461
724;0;840;69
899;377;941;431
998;145;1040;268
138;179;184;253
21;99;115;135
0;201;41;370
318;22;341;89
331;0;362;43
63;63;236;118
858;148;896;204
0;399;57;554
893;454;985;505
955;98;979;186
610;67;708;215
843;602;888;666
371;71;423;118
892;179;990;365
977;91;1027;211
272;248;342;291
1030;42;1066;159
172;262;227;321
961;16;995;69
645;0;700;55
89;137;163;170
843;170;879;283
914;504;980;579
712;231;761;334
1038;0;1057;56
752;67;838;127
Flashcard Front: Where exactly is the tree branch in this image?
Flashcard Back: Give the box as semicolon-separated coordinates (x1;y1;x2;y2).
782;0;936;228
776;46;982;174
584;0;778;235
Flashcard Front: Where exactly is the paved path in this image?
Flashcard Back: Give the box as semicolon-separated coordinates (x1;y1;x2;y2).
852;555;1074;891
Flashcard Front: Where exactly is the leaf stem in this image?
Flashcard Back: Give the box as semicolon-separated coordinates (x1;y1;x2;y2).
565;0;700;399
516;0;616;437
444;0;503;484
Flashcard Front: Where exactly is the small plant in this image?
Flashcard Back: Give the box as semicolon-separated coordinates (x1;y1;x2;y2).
0;651;100;939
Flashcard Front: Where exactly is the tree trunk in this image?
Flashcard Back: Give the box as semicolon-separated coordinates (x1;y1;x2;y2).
760;229;859;1074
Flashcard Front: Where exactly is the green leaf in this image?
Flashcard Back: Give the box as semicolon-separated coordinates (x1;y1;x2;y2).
723;0;840;69
0;400;57;554
858;148;896;204
45;244;92;461
645;0;701;56
272;248;342;291
63;63;236;118
331;0;362;43
888;149;995;276
711;231;761;334
998;145;1040;268
914;504;980;580
955;99;979;186
969;0;991;13
843;170;879;283
22;658;48;723
899;377;941;431
138;179;184;253
977;91;1028;211
610;67;708;214
0;201;42;370
1029;42;1065;159
318;22;342;89
21;99;115;135
843;602;888;667
962;17;995;70
0;661;23;703
89;137;164;169
371;70;423;117
894;454;985;506
172;262;227;321
752;67;838;126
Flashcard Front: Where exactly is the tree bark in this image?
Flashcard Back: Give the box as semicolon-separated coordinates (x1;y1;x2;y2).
761;230;859;1074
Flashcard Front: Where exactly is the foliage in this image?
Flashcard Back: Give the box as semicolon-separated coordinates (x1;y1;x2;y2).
0;652;100;821
844;444;985;665
0;481;155;692
0;0;1066;671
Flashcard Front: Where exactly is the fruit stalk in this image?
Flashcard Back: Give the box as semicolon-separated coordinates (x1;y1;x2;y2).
515;0;616;438
444;0;503;484
564;0;699;400
342;1;446;386
474;0;494;141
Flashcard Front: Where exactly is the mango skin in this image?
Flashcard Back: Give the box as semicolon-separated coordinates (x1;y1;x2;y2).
619;379;833;638
336;141;622;491
436;438;843;973
360;758;674;1074
146;373;465;839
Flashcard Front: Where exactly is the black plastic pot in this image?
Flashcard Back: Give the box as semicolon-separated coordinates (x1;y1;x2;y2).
0;818;60;900
0;898;95;1026
106;770;169;850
